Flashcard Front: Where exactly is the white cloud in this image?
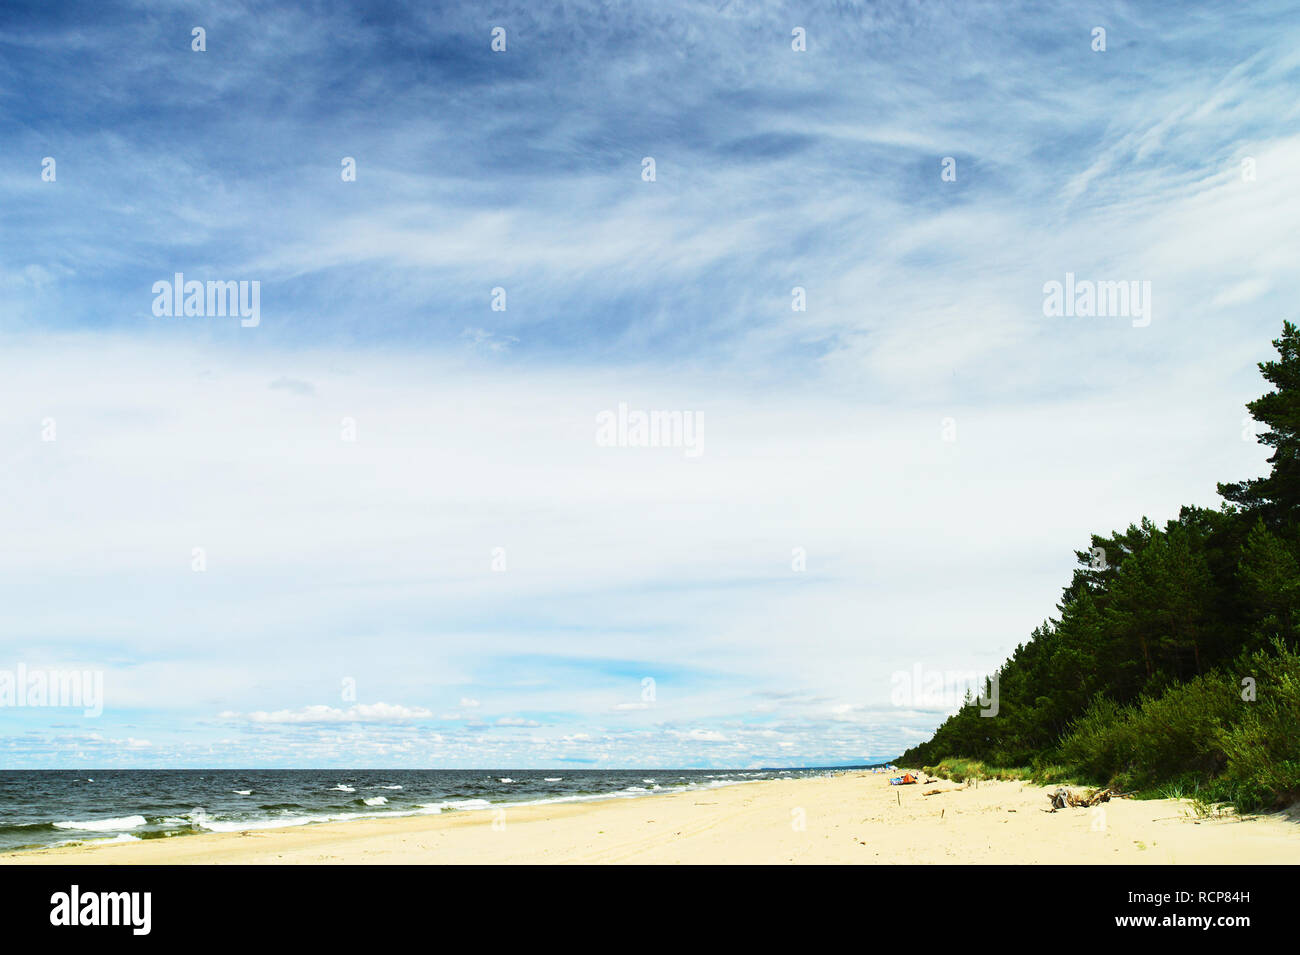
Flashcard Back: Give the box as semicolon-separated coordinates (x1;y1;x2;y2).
232;704;435;724
0;326;1282;764
670;729;727;743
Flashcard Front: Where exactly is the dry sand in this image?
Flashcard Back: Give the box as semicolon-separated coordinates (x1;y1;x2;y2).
4;771;1295;864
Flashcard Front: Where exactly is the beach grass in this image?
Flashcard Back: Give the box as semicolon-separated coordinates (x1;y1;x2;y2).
921;758;1080;786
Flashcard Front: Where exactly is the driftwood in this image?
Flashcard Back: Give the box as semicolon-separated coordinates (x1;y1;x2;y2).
1045;786;1130;812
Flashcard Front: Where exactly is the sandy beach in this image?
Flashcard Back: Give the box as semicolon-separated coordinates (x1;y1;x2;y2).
4;771;1295;865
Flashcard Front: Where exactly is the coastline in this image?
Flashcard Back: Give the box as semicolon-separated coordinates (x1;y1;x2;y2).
4;770;1295;865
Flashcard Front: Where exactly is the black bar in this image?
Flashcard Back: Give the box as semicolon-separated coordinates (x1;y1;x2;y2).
0;864;1281;940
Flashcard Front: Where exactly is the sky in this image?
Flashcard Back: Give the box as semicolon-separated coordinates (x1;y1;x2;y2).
1;0;1298;768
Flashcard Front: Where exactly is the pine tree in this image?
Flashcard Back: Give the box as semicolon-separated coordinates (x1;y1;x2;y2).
1219;321;1300;522
1237;518;1300;646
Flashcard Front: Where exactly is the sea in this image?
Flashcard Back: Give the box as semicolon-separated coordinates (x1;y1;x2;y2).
0;766;869;853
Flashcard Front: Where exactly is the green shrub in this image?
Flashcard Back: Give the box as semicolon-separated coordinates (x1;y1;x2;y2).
1058;673;1236;789
1122;671;1236;785
1057;694;1137;782
1218;640;1300;809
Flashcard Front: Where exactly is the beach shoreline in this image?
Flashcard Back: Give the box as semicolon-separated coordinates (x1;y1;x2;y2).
4;770;1295;865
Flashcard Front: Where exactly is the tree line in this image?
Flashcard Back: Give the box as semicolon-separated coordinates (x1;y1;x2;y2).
899;322;1300;809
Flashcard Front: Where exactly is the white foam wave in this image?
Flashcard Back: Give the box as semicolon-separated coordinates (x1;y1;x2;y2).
52;815;147;832
415;798;493;814
194;812;366;833
52;832;140;847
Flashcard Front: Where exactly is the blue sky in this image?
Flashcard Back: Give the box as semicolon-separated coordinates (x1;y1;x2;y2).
2;0;1299;767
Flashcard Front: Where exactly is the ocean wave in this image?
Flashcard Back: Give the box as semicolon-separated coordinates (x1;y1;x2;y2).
189;797;499;833
0;822;54;835
192;812;364;833
52;815;147;832
522;776;764;807
51;832;141;847
159;808;213;829
416;798;493;813
6;771;840;851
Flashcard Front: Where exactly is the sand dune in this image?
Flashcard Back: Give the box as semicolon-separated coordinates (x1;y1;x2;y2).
4;771;1295;864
